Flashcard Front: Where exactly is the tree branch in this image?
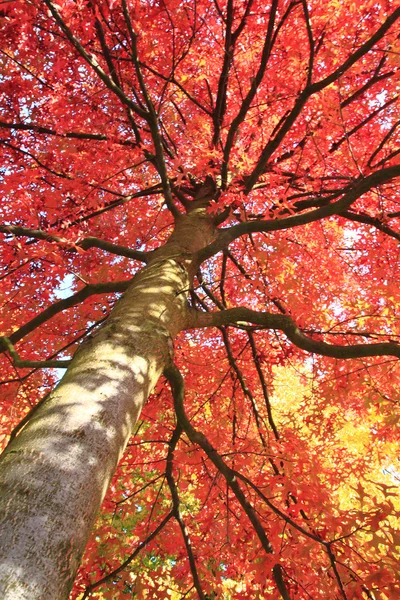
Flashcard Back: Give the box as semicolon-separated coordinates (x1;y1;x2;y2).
165;424;206;600
247;332;280;440
66;183;164;226
121;0;179;217
0;120;137;147
244;7;400;191
81;511;174;599
330;95;398;154
196;165;400;261
368;118;400;168
339;210;400;243
1;280;132;347
212;0;234;146
43;0;149;120
219;327;267;446
0;225;148;261
164;362;291;600
189;307;400;359
340;57;394;109
221;0;280;186
312;7;400;94
1;336;71;369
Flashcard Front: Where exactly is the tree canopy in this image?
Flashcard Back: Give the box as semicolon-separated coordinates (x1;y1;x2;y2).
1;0;400;598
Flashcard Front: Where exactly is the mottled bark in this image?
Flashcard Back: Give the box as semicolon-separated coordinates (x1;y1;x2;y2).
0;205;215;600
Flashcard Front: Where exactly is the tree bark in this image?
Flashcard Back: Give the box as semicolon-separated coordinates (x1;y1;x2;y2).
0;204;216;599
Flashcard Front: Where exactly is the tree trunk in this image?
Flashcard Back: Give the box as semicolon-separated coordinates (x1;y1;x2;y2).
0;204;215;599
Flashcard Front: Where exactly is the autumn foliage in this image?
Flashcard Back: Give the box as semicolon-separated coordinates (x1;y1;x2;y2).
1;0;400;598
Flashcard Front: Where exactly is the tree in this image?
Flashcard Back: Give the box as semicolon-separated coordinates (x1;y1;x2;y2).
0;0;399;597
